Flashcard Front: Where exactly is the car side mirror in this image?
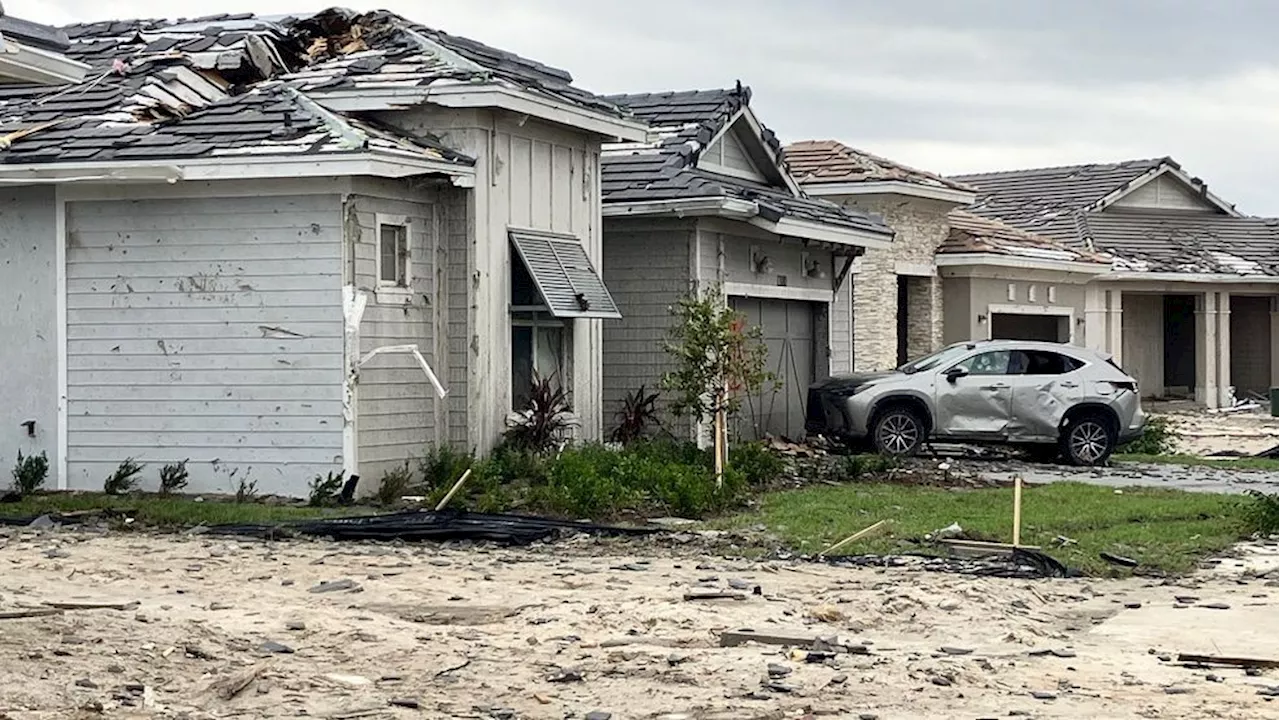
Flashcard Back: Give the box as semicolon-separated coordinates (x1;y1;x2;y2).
944;366;969;383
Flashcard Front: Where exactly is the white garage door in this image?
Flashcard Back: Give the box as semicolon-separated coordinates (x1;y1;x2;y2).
729;296;817;441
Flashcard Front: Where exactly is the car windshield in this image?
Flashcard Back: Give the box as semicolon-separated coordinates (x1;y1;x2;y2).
899;344;974;374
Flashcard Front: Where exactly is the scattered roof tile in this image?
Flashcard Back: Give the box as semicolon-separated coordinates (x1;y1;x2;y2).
784;140;973;193
942;210;1107;265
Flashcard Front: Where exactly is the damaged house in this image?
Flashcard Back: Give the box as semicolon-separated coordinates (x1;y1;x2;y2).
600;87;894;440
0;8;646;496
955;158;1279;407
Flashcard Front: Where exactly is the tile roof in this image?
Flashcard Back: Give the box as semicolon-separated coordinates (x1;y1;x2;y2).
942;210;1108;266
601;87;891;237
0;8;630;168
784;140;974;193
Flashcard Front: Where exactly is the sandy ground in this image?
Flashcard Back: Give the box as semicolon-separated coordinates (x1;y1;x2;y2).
0;530;1277;720
1148;402;1279;457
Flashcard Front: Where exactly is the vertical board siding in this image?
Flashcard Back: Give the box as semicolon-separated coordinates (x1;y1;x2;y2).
441;187;472;448
64;194;343;497
0;187;57;480
1120;293;1164;397
830;279;853;373
601;223;692;431
348;192;439;480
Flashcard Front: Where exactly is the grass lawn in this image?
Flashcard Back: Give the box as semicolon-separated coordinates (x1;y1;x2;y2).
1113;453;1279;472
0;493;357;528
722;481;1253;576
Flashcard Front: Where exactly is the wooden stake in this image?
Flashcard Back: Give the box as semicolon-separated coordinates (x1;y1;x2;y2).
817;519;888;557
434;468;473;512
1012;476;1023;547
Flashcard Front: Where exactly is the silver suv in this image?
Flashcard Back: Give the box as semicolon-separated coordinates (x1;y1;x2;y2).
806;340;1146;465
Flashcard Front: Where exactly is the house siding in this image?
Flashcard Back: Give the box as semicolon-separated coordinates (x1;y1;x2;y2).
0;186;57;481
64;193;344;496
939;271;1090;347
1121;293;1164;397
345;185;442;482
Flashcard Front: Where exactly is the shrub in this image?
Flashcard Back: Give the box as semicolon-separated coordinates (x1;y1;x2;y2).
418;445;474;492
728;441;785;486
158;460;190;495
1239;490;1279;535
375;463;415;506
1120;415;1175;455
308;471;345;507
505;372;575;452
10;450;49;495
531;444;638;518
831;453;900;482
609;386;661;445
103;458;144;495
234;477;258;504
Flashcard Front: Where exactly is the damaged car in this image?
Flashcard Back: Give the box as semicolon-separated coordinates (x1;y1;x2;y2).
805;340;1146;465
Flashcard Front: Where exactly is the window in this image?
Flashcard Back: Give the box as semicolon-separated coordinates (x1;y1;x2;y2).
1009;350;1081;376
954;350;1011;375
1047;286;1058;304
511;313;567;410
377;217;409;287
1027;285;1038;302
1006;283;1017;301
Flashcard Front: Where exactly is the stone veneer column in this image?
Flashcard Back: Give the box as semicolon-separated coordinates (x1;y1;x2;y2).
851;248;900;371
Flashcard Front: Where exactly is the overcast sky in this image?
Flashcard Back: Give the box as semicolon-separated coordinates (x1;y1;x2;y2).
24;0;1280;215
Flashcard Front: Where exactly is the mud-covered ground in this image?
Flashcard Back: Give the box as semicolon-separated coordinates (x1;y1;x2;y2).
0;529;1276;720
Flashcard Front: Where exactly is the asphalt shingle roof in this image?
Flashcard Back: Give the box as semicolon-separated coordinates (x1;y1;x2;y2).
784;140;974;193
601;87;891;237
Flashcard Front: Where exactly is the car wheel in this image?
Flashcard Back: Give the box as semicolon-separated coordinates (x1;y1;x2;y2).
1060;412;1116;466
872;407;924;457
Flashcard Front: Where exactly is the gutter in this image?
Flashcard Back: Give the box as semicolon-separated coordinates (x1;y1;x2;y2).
935;253;1110;275
803;180;977;206
602;197;758;219
1095;271;1278;284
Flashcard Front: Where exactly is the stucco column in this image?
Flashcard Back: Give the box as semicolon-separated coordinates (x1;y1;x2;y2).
1216;292;1232;407
1084;285;1107;352
1105;290;1123;365
1195;292;1219;409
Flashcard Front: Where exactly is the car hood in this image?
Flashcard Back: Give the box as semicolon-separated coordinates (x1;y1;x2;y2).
809;372;899;395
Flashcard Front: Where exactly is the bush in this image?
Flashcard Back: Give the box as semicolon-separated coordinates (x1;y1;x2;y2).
609;386;661;445
1120;415;1175;455
505;372;575;452
728;441;785;487
1239;490;1279;535
418;445;474;492
234;477;258;503
308;471;345;507
104;458;144;495
531;445;638;518
375;463;414;506
831;453;900;482
10;450;49;495
159;460;190;496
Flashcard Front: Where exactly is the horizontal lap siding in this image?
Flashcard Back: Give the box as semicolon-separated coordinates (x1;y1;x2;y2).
65;194;343;497
349;193;439;480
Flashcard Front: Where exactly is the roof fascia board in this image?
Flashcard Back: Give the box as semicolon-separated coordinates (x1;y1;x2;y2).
313;84;648;142
935;252;1109;275
0;152;476;184
751;215;893;250
602;197;757;219
804;180;977;205
1096;271;1277;284
1091;164;1242;217
0;38;90;85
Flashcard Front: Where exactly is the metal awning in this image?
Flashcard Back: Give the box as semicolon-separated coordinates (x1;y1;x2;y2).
509;229;621;319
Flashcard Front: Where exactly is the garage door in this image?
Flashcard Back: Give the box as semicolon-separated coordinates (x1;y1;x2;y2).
728;297;816;441
1230;296;1273;397
991;313;1062;342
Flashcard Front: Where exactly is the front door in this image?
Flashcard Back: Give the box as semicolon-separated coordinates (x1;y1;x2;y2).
934;349;1014;438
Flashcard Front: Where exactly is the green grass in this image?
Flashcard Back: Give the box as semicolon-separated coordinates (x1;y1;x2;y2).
721;481;1252;576
1113;453;1279;472
0;493;357;528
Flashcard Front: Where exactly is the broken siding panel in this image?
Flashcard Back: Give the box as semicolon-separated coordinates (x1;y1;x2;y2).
347;192;439;479
64;194;344;497
0;186;57;486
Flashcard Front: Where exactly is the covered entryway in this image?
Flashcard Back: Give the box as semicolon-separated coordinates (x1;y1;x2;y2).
1163;294;1196;395
990;313;1065;342
729;296;818;441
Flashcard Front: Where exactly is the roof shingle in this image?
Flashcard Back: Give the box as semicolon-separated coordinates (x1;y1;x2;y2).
784;140;973;194
942;210;1108;266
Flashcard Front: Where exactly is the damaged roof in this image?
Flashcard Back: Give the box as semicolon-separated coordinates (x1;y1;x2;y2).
953;158;1277;276
0;8;630;168
784;139;974;194
601;87;891;238
942;210;1109;267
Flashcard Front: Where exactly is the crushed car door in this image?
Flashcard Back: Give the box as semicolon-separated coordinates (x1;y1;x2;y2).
1006;350;1085;442
934;350;1014;438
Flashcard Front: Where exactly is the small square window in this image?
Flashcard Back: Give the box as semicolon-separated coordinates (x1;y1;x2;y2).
1006;283;1017;301
377;219;409;287
1047;286;1058;304
1028;285;1038;302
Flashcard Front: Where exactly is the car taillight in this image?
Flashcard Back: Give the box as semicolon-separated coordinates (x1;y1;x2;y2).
1108;381;1137;393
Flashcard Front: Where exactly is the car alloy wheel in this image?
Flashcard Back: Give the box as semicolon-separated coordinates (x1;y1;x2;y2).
877;412;920;455
1069;420;1110;464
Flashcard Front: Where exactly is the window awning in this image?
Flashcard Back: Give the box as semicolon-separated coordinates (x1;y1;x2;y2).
509;229;621;320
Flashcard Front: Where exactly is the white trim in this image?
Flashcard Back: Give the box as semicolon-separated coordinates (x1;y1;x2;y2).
985;303;1075;344
750;215;893;250
699;160;769;184
357;344;448;399
54;186;67;490
936;252;1109;275
804;180;977;205
696;107;802;196
1092;164;1242;217
894;260;935;277
1096;271;1276;284
602;197;758;219
312;84;649;142
341;287;368;481
0;38;90;85
0;153;474;184
724;282;834;304
374;212;412;295
59;176;353;201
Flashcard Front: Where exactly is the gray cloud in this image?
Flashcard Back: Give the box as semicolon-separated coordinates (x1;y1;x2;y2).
21;0;1280;214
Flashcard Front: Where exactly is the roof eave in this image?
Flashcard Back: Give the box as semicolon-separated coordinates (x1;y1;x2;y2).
803;180;976;205
311;83;649;142
601;196;758;220
936;252;1109;275
1096;271;1278;284
0;39;90;85
750;215;893;250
